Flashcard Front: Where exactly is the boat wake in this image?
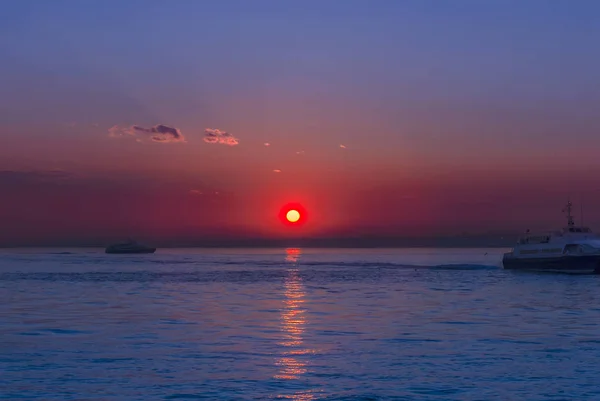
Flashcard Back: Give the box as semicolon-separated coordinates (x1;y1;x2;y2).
0;251;500;270
430;263;499;270
0;259;500;283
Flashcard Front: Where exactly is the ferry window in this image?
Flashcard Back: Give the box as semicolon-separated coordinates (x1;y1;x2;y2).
580;244;598;253
564;244;579;254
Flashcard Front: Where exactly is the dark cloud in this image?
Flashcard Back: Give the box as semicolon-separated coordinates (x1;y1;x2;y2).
109;124;185;143
0;170;72;187
0;169;236;246
203;128;239;146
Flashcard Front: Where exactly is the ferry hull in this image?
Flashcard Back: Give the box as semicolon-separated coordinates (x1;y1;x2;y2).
503;255;600;274
105;247;156;254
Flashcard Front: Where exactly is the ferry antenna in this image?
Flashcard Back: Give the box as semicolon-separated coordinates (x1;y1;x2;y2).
581;194;584;227
563;199;575;227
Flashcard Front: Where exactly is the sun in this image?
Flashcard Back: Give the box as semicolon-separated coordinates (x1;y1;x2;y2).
278;202;307;226
286;209;300;223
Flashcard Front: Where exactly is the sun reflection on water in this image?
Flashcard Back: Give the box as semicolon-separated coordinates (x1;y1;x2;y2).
274;248;317;400
285;247;301;263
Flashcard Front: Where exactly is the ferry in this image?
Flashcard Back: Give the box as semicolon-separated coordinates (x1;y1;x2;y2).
503;201;600;273
105;239;156;254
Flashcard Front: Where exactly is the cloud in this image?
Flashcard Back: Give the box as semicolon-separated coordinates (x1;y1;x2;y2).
189;189;203;196
203;128;239;146
264;143;270;147
109;124;185;143
296;150;305;155
0;170;73;187
340;144;347;149
273;169;281;173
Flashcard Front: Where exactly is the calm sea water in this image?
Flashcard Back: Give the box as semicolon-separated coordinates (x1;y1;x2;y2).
2;247;600;400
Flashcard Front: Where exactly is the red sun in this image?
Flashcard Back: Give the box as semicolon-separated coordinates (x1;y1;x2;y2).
278;202;307;226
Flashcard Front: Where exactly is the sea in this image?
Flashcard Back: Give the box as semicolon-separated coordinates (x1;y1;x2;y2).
2;247;600;400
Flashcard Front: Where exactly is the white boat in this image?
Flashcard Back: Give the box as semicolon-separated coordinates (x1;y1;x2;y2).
503;201;600;273
105;239;156;254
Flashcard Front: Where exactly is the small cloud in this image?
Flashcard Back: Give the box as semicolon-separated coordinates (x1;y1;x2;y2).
109;124;185;143
189;189;203;196
340;144;347;149
203;128;239;146
273;169;281;173
264;142;270;147
296;150;305;155
132;124;185;143
108;125;122;138
0;170;74;187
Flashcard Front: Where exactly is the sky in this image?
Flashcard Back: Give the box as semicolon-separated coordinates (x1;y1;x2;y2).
1;0;600;246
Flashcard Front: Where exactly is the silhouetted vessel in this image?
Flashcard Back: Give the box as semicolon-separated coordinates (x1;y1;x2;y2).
503;201;600;273
105;239;156;254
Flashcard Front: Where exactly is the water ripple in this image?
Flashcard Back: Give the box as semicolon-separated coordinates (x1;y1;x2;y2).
1;248;598;399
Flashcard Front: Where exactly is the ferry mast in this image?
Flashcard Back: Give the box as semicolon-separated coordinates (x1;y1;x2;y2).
563;200;575;227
